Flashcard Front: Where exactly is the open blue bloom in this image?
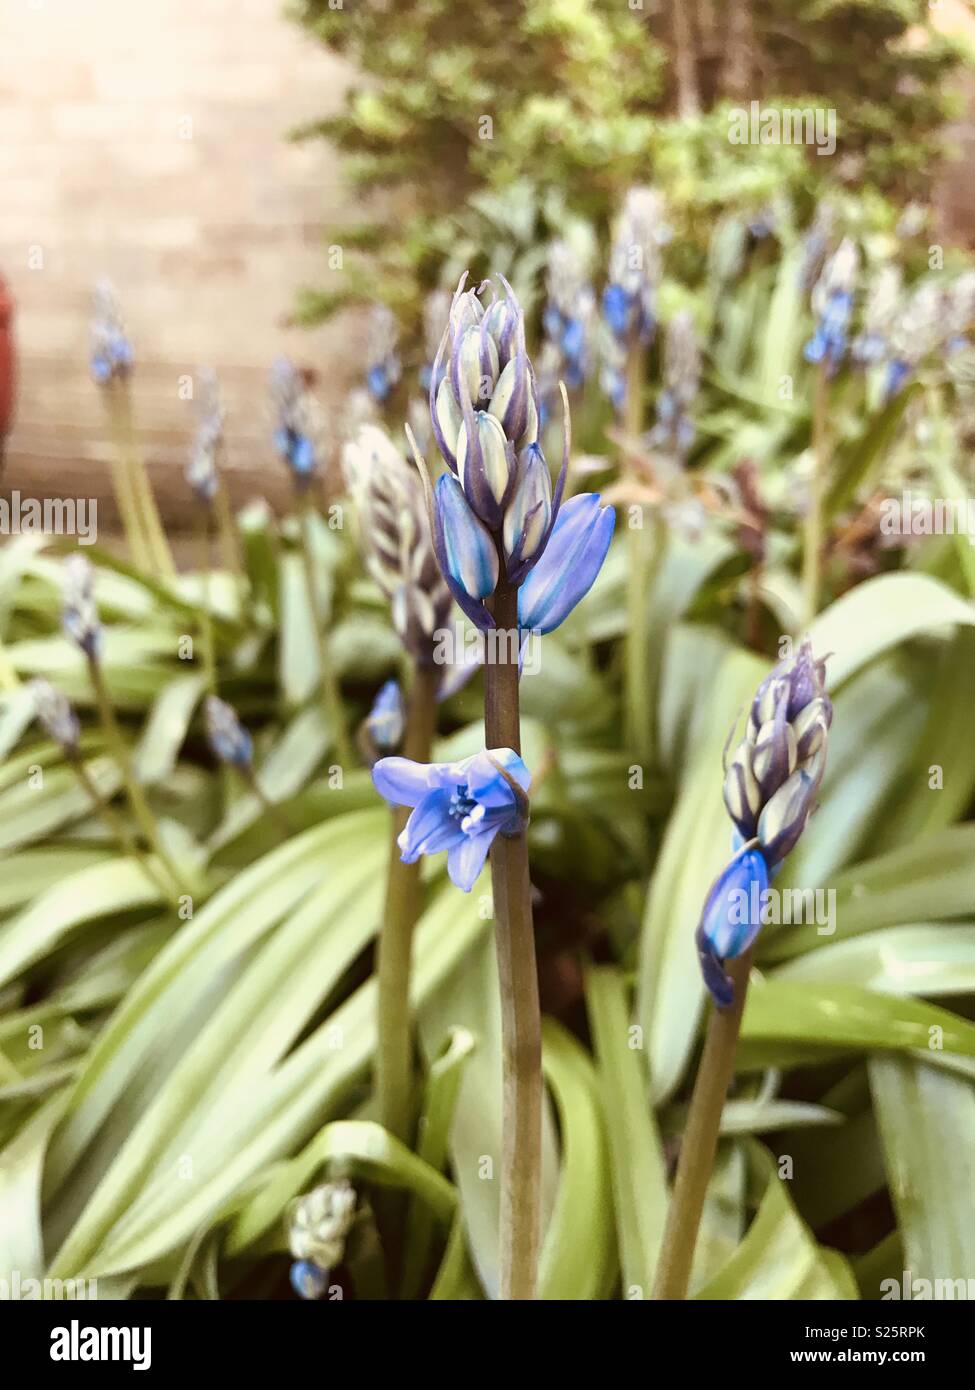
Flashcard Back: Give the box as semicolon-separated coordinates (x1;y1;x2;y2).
290;1260;329;1300
205;695;253;768
366;680;405;752
372;748;531;892
695;849;769;1010
518;493;615;635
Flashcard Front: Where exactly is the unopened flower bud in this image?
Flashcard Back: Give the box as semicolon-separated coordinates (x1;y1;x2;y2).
62;554;101;661
29;677;80;753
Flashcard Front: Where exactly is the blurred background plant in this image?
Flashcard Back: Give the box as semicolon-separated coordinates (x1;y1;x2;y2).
2;0;975;1305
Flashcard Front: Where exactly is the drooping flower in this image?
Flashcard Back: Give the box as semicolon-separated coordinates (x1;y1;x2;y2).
287;1179;357;1300
343;424;452;664
542;238;595;396
372;747;531;892
695;849;769;1009
29;677;80;753
62;553;102;660
366;679;406;753
804;238;859;376
517;493;615;636
648;310;700;460
603;187;668;346
697;639;832;1007
89;278;133;385
185;367;223;503
365;304;402;404
205;694;253;768
270;357;320;485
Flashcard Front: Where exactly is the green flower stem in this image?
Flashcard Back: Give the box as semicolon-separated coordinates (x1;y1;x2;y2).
213;477;246;602
485;570;541;1301
196;508;217;692
622;345;652;767
69;752;175;903
104;383;175;579
87;658;190;900
651;949;754;1300
297;493;354;768
800;364;829;630
376;662;438;1143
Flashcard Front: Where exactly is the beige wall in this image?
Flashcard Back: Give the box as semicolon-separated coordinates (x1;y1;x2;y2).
0;0;363;527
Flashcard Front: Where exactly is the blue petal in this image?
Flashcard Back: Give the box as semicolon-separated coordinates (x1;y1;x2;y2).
398;789;464;862
465;748;531;808
372;756;451;808
518;494;615;634
698;850;769;961
435;473;499;601
447;826;496;892
290;1260;329;1300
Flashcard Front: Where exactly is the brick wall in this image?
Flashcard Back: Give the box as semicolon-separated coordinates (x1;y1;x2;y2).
0;0;364;529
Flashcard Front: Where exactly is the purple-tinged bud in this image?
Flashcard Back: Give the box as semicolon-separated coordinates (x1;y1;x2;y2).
757;768;817;865
503;445;552;570
696;848;768;1009
62;554;102;661
29;677;80;753
456;409;514;528
432;472;499;630
205;694;253;768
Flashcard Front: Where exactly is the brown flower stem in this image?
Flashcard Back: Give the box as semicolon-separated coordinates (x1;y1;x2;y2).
651;950;754;1300
485;571;541;1301
375;662;438;1144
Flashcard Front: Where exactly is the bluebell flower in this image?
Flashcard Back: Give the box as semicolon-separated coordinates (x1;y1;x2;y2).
290;1260;329;1300
695;849;769;1010
364;304;401;405
29;677;80;753
431;472;499;630
602;187;668;359
648;311;700;461
89;279;133;386
185;368;223;503
430;274;553;532
803;238;859;377
372;747;531;892
542;239;595;398
698;639;833;1008
518;493;615;636
205;695;253;768
270;357;319;486
366;679;406;752
62;554;102;661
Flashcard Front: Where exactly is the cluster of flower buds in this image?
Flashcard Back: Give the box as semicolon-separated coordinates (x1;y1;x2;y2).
89;279;133;386
851;264;903;369
269;357;321;486
427;274;613;634
287;1179;357;1300
804;237;859;376
365;679;406;753
648;310;700;460
62;553;102;661
29;677;81;754
343;423;452;664
601;187;669;410
185;368;224;504
365;304;402;405
542;238;595;394
204;694;253;769
696;640;832;1008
